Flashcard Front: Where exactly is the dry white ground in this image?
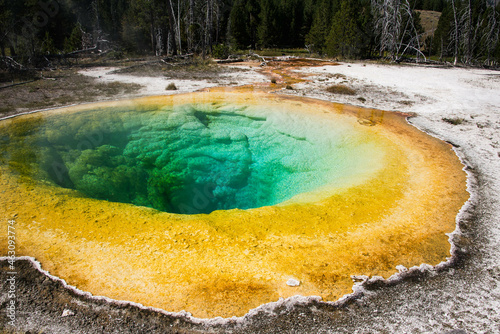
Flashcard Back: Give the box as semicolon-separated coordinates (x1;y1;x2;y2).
80;65;268;96
75;62;500;333
281;62;500;333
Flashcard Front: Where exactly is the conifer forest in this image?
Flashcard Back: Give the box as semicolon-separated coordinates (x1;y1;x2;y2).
1;0;499;66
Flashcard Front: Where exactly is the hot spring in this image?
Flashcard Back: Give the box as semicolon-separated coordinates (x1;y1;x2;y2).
0;91;468;318
9;96;382;214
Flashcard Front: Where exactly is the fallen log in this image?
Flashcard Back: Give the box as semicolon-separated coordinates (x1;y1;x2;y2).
0;79;38;90
215;58;244;64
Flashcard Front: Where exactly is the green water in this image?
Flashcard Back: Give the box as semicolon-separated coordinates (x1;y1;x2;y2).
1;102;384;214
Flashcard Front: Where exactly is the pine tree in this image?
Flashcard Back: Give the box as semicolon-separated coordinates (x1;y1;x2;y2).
0;0;13;57
229;0;260;49
327;0;359;58
432;1;454;59
258;0;279;48
64;24;83;53
306;0;339;54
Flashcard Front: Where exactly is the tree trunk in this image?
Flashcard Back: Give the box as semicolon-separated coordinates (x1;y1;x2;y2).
92;0;101;45
462;0;473;65
203;0;214;58
451;0;459;65
177;0;182;53
440;36;443;61
150;9;156;55
484;4;499;66
156;27;164;56
188;0;194;52
166;0;178;56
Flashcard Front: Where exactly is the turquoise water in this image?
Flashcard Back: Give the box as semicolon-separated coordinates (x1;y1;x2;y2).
2;102;384;214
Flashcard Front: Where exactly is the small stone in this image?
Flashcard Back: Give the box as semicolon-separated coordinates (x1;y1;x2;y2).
61;309;75;317
286;278;300;287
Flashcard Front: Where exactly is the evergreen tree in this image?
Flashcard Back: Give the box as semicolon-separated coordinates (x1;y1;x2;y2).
229;0;260;49
64;24;83;53
306;0;339;54
326;0;373;58
258;0;279;47
280;0;306;47
41;31;57;54
0;0;497;64
432;0;454;59
327;0;359;57
0;0;14;57
96;0;130;41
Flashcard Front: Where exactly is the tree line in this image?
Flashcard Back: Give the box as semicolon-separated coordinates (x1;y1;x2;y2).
0;0;499;67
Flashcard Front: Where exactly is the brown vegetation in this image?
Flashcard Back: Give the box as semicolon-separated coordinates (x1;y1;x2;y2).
166;83;178;90
442;117;466;125
326;84;357;96
417;10;442;40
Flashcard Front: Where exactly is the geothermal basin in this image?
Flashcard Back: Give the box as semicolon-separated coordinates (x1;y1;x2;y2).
0;91;468;318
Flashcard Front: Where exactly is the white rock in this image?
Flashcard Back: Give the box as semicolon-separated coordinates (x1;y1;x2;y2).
286;278;300;287
61;309;75;317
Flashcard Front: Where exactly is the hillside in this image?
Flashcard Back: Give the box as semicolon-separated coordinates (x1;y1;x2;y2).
417;10;442;40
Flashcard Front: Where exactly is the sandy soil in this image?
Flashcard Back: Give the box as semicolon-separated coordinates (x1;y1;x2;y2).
1;60;499;333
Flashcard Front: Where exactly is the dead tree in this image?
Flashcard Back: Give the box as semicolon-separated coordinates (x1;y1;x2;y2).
176;0;182;53
398;0;427;62
166;0;182;55
188;0;195;52
461;0;474;65
482;4;499;66
371;0;401;59
449;0;485;65
371;0;424;61
166;0;178;55
202;0;214;58
450;0;460;65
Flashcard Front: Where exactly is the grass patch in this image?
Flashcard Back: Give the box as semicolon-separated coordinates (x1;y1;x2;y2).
326;84;356;96
442;117;466;125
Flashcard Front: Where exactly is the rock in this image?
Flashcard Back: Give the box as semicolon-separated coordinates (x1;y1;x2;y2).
62;309;75;317
286;278;300;287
